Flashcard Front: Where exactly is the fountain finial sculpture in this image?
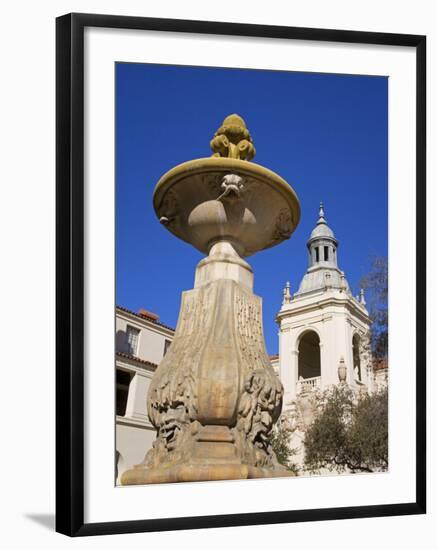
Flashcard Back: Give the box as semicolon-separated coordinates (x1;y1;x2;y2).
121;115;300;484
210;113;256;161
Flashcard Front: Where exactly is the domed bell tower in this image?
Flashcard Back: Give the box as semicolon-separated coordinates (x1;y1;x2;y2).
276;203;372;407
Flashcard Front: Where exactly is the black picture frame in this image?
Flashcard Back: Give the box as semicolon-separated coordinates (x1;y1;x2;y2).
56;12;426;537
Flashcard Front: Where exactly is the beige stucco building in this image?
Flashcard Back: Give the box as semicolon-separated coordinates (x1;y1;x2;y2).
115;306;173;483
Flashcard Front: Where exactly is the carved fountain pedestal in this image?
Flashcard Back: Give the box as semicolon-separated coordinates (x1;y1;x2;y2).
121;115;300;484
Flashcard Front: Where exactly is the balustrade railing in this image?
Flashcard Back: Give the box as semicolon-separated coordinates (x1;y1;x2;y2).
297;376;321;393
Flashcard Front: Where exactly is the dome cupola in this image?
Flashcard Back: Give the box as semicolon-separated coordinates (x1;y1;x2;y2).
307;202;338;266
295;202;350;296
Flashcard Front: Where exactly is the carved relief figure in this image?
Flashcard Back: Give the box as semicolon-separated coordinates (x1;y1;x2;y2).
235;369;284;468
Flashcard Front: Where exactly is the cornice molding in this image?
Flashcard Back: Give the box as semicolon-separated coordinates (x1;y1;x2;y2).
277;292;370;325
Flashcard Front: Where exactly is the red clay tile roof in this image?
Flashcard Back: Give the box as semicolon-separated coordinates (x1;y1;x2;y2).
269;354;279;361
138;308;159;321
115;351;158;369
116;305;175;332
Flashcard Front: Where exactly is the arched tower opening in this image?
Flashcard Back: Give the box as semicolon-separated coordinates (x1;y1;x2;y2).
298;330;321;380
352;333;361;381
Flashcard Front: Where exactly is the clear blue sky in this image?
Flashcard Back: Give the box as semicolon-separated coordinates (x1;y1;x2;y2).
116;63;388;355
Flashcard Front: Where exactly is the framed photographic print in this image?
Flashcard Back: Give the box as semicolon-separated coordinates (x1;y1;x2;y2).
56;13;426;536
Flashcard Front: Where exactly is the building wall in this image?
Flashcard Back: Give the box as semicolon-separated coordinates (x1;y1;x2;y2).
115;307;175;483
116;421;156;483
115;310;173;365
270;355;279;376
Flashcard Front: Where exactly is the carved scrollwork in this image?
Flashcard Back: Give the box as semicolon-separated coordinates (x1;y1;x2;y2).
270;207;293;244
142;289;212;468
235;290;266;371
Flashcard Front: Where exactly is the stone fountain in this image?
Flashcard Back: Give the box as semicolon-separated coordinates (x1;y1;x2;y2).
121;114;300;484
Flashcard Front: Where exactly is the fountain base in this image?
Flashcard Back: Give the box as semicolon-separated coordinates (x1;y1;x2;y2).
121;424;294;484
121;463;294;485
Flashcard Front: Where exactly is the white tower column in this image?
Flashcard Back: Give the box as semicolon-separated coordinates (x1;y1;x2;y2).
279;326;298;406
319;317;340;387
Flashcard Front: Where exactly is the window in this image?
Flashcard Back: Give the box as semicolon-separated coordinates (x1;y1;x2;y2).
126;325;140;356
116;369;134;416
315;247;319;262
324;246;329;261
164;339;172;356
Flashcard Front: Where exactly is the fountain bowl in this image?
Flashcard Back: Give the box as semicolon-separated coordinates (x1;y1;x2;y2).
153;157;300;258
